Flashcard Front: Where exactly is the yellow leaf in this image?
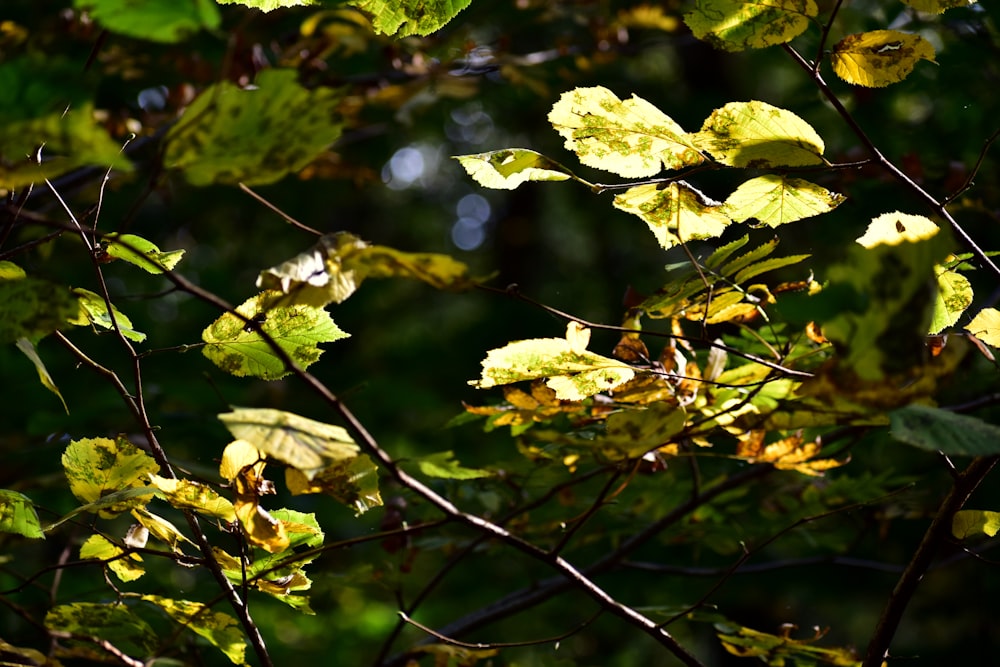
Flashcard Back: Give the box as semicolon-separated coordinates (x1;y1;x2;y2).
831;30;936;88
61;437;157;518
131;508;193;552
547;86;704;177
598;403;687;458
613;181;730;249
453;149;578;189
235;501;289;553
965;308;1000;347
855;212;939;248
900;0;976;12
219;439;264;483
952;509;1000;539
285;455;382;515
148;474;237;523
141;596;246;665
80;535;144;583
722;175;844;227
683;0;818;52
695;101;825;167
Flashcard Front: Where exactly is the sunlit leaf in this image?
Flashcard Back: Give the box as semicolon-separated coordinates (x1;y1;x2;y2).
695;101;825;167
722;175;844;227
102;234;185;275
613;181;730;249
715;621;859;665
141;596;246;665
16;338;68;413
220;439;264;483
548;86;704;177
201;290;349;380
164;68;343;186
0;278;79;344
0;638;61;667
735;431;845;475
147;474;237;522
471;322;636;400
598;403;686;458
79;535;145;582
414;451;493;479
45;603;157;658
831;30;936;88
349;0;472;36
0;261;27;280
218;407;360;479
46;487;156;532
964;308;1000;347
453;149;579;189
929;265;972;334
62;436;158;518
217;0;316;10
70;288;147;342
73;0;220;43
616;5;681;31
953;510;1000;540
236;499;289;553
683;0;818;52
131;508;194;552
0;489;44;539
901;0;976;12
286;455;383;514
856;212;939;247
890;404;1000;456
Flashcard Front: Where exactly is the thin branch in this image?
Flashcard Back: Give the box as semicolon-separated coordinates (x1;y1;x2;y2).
398;608;602;650
239;183;322;235
944;126;1000;205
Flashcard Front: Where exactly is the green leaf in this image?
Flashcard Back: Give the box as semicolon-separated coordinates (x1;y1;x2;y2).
16;338;68;413
704;235;751;271
201;290;349;380
929;266;973;334
831;30;937;88
683;0;818;52
414;451;493;479
348;0;472;36
715;621;860;665
80;534;145;582
0;261;27;279
548;86;704;177
217;0;317;10
965;307;1000;346
453;149;580;189
70;288;147;342
0;639;58;667
73;0;221;43
102;233;185;275
598;404;686;459
613;182;730;249
45;603;157;658
720;237;780;278
164;68;343;186
147;475;237;522
62;436;158;518
0;278;79;344
695;101;825;167
470;322;636;400
0;489;44;539
952;510;1000;540
286;455;383;514
722;175;844;227
141;596;246;665
890;404;1000;456
218;407;360;479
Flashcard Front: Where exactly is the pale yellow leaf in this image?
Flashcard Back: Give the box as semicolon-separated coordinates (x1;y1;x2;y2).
856;212;939;248
694;101;825;167
722;175;844;227
613;181;730;249
684;0;818;51
453;149;578;189
965;308;1000;347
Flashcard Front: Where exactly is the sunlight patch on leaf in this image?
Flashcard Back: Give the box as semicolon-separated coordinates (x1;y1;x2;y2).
16;338;68;413
890;404;1000;456
953;510;1000;540
62;436;158;518
964;308;1000;347
70;288;147;342
613;182;730;249
471;322;635;400
548;86;704;177
286;455;383;514
148;474;237;522
695;101;825;167
349;0;472;36
80;535;145;582
856;212;939;247
164;68;343;186
929;265;972;334
142;596;246;665
683;0;818;52
831;30;936;88
453;149;580;189
722;175;844;227
131;508;194;552
102;233;184;274
202;290;349;380
0;489;44;539
73;0;220;43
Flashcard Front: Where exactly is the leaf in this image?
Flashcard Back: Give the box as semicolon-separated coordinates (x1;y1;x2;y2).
348;0;472;37
548;86;704;177
219;439;264;483
715;622;859;665
0;489;44;539
218;407;360;479
164;68;343;186
70;288;147;342
62;437;158;518
964;307;1000;347
735;431;845;476
45;603;157;658
72;0;220;43
141;596;247;665
890;404;1000;456
952;510;1000;540
217;0;317;10
732;253;811;285
0;638;62;667
16;338;68;413
695;101;825;167
683;0;818;52
414;451;493;479
831;30;937;88
201;290;349;380
722;175;844;227
929;266;973;334
856;212;939;247
453;149;579;189
0;278;79;344
79;535;145;582
286;455;383;514
901;0;976;12
147;474;237;522
131;508;194;552
102;234;185;275
0;261;27;279
598;403;687;459
257;232;475;308
470;321;636;400
46;487;156;531
613;182;730;249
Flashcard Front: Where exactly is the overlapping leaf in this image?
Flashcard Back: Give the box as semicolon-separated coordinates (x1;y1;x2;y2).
286;455;383;515
695;101;825;167
684;0;818;52
722;175;844;227
613;182;730;249
142;596;246;665
79;535;145;582
929;265;973;334
147;474;236;522
831;30;936;88
453;149;579;189
70;288;147;342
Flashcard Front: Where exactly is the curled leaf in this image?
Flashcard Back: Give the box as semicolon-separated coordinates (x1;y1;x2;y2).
832;30;936;88
454;149;578;189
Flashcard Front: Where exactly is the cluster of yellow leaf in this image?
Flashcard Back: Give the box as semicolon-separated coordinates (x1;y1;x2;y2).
736;430;845;476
